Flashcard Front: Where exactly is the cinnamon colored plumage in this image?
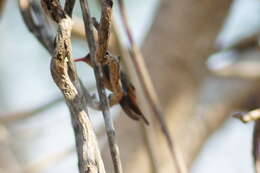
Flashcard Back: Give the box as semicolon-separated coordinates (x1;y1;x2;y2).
75;54;149;125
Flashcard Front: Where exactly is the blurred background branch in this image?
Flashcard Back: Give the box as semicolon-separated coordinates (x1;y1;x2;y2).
0;0;5;16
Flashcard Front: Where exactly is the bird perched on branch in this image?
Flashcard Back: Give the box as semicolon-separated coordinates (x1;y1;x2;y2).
75;53;149;125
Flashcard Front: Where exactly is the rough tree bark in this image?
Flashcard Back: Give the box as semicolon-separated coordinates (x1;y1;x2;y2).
101;0;259;172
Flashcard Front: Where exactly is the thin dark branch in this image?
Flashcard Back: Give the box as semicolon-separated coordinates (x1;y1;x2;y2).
117;1;187;172
79;0;123;173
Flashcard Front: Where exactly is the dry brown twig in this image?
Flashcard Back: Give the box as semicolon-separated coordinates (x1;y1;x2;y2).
20;0;106;172
79;0;123;173
116;0;187;172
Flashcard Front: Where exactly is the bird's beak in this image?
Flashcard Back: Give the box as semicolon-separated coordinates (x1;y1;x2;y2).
74;57;86;62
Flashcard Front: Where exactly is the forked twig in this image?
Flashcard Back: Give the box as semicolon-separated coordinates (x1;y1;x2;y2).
117;0;187;172
79;0;123;173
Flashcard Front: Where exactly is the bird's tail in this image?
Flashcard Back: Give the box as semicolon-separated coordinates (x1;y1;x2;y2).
119;72;149;125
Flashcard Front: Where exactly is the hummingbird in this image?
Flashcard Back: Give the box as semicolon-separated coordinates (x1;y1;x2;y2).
75;53;149;125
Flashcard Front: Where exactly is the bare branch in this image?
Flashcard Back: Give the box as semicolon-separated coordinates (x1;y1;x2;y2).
79;0;123;173
117;1;187;172
21;0;106;172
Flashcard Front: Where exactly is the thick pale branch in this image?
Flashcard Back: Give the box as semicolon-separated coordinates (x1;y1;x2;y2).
21;0;106;172
50;13;105;173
